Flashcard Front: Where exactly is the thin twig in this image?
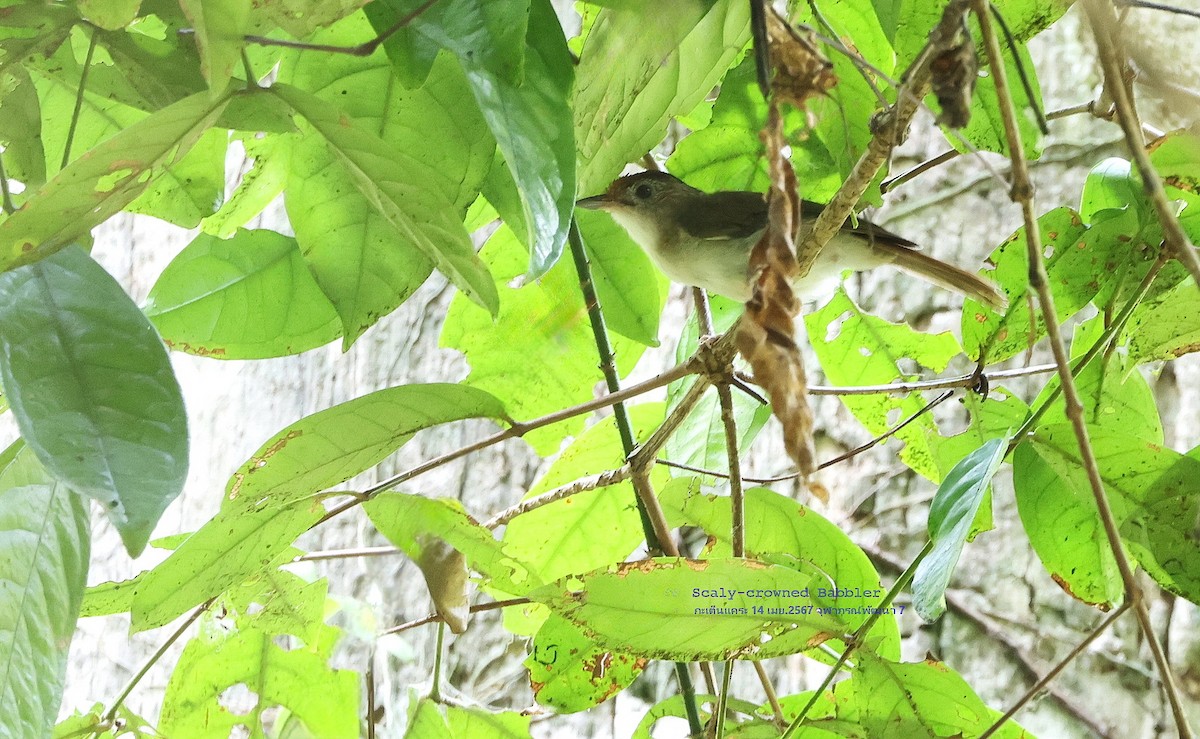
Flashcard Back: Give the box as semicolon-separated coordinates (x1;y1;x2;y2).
484;466;632;529
103;599;211;723
979;2;1193;736
296;545;400;562
1085;0;1200;289
379;597;530;637
61;27;99;171
243;0;439;56
1119;0;1200;21
979;603;1131;739
657;388;955;483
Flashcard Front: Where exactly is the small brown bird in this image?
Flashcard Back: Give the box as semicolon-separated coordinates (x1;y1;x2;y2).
577;171;1005;310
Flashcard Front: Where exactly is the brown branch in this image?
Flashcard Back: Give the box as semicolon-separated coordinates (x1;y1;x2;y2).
976;2;1193;736
979;602;1131;739
795;0;971;276
484;466;632;529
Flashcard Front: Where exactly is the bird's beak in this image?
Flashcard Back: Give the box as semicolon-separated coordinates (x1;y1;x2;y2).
575;193;612;211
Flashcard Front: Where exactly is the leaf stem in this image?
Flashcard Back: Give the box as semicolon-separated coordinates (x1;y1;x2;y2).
61;27;99;172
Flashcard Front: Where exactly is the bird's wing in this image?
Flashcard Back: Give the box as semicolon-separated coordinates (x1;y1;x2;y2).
681;192;919;250
678;191;768;240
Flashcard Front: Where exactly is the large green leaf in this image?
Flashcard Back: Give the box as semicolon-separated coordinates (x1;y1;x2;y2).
1019;427;1200;606
144;229;342;359
365;492;536;595
962;207;1106;362
0;90;230;271
0;443;90;739
0;246;188;556
225;383;508;511
271;83;498;316
529;557;853;661
574;0;750;193
526;614;645;713
661;483;901;660
371;0;576;278
574;209;664;347
130;497;324;631
280;18;493;345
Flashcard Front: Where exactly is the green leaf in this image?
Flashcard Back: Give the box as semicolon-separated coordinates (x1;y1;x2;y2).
661;484;901;660
913;437;1008;621
444;705;532;738
528;557;853;661
144;229;342;359
956;31;1043;159
367;0;526;88
0;444;90;739
1034;315;1162;443
365;492;536;594
0;90;230;271
371;0;575;278
1017;426;1200;607
1080;157;1141;222
130;496;324;630
806;290;961;481
76;0;143;30
440;224;645;454
961;206;1097;362
281;15;493;213
834;653;1021;738
278;19;494;345
792;0;894;197
159;618;358;738
226;383;507;510
574;0;750;193
272;83;499;316
0;247;188;556
576;210;664;346
126;127;227;227
1121;448;1200;604
468;1;575;278
526;614;644;713
200;134;290;238
179;0;250;91
1124;276;1200;364
0;66;46;187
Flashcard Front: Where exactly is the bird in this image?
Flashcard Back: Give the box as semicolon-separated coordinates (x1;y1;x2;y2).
576;170;1006;311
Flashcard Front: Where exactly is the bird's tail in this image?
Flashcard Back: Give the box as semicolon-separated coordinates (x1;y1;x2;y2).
876;241;1007;311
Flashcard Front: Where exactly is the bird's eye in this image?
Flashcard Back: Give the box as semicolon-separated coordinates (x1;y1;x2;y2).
634;184;654;200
